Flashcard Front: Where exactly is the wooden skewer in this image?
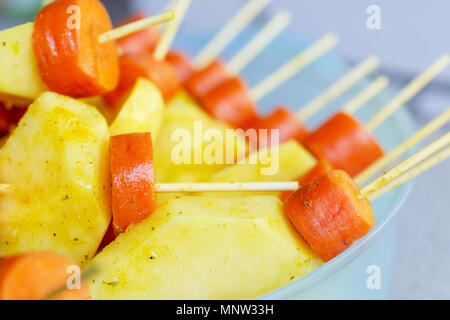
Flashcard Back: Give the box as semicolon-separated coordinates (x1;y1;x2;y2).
0;181;299;194
355;108;450;185
193;0;271;69
153;0;192;61
226;10;292;75
368;145;450;201
155;181;299;193
366;54;450;132
250;33;339;102
98;10;175;44
358;132;450;199
343;76;389;115
296;55;379;121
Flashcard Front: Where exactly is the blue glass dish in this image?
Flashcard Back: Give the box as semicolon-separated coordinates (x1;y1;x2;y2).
176;31;416;299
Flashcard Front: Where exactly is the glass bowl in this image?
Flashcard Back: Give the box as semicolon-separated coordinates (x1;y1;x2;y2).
176;30;416;299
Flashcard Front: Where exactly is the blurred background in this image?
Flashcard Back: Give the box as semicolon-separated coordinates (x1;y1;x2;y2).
0;0;449;299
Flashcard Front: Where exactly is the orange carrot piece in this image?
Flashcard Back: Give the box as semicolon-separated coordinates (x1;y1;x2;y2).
32;0;119;98
110;133;156;236
304;112;384;177
104;52;180;109
284;170;375;262
0;252;89;300
201;76;258;129
249;106;310;148
185;60;229;101
117;12;161;56
166;50;194;83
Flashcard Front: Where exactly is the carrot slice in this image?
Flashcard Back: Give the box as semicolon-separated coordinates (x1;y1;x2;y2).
280;158;333;201
32;0;119;98
284;170;375;262
117;12;161;56
166;50;194;83
110;133;156;236
185;60;229;101
201;76;258;129
250;106;310;148
304;112;384;177
104;53;180;109
0;251;89;300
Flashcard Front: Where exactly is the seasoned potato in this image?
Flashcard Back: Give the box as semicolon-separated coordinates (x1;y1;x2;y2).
109;79;165;140
78;96;115;125
211;140;317;182
155;93;247;183
0;23;48;105
88;195;322;299
0;92;111;264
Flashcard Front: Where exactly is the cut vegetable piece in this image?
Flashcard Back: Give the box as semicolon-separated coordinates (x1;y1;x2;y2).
0;23;48;103
111;133;156;236
78;96;115;124
211;140;317;183
166;50;194;83
304;112;384;177
104;53;180;108
201;76;258;129
0;92;111;264
155;95;248;186
32;0;119;97
109;78;164;140
280;157;333;201
88;195;321;299
117;12;161;56
250;106;310;148
185;60;229;100
284;170;375;262
0;251;89;300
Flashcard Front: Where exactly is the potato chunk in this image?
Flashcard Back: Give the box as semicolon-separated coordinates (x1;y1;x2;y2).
211;140;317;182
109;79;165;140
0;23;48;105
0;92;111;264
88;196;321;299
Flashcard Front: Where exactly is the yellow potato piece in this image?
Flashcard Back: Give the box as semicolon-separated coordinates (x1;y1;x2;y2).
0;23;48;105
0;92;111;264
78;96;115;125
109;79;165;140
211;140;317;182
88;195;322;300
155;92;247;183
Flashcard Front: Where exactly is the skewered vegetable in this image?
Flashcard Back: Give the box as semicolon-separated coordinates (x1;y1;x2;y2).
88;195;321;300
0;23;48;104
304;112;384;177
0;251;89;300
111;133;156;236
166;50;194;82
104;53;180;108
117;12;161;56
211;140;316;183
32;0;119;97
284;170;375;262
0;92;111;264
109;78;165;140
